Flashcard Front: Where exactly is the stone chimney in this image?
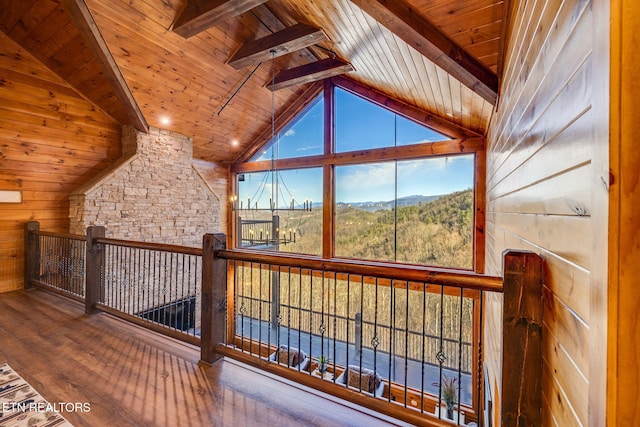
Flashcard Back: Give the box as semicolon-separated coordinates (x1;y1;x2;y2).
69;126;219;247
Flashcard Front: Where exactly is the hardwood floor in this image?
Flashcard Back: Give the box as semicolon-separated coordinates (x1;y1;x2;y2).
0;289;407;427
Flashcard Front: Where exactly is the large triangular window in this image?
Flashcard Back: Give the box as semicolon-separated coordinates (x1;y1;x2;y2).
335;88;449;152
250;95;324;162
233;79;478;271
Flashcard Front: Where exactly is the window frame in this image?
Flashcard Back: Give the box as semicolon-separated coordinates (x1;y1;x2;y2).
230;77;486;273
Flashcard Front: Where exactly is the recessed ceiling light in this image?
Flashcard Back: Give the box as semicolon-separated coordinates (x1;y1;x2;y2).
231;139;239;147
160;116;170;125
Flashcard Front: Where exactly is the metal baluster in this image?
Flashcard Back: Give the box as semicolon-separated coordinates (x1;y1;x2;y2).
319;272;325;368
275;266;281;360
170;253;178;330
436;285;446;418
115;245;120;311
266;264;271;350
258;263;264;359
149;250;154;324
389;281;395;402
371;277;379;394
53;236;59;289
65;237;70;292
298;268;302;372
421;282;427;413
404;280;410;407
332;272;337;381
139;249;145;323
113;245;118;311
172;252;178;329
346;274;351;375
457;288;464;425
286;267;293;369
239;261;246;351
127;246;132;316
308;270;313;370
249;262;254;356
358;276;364;386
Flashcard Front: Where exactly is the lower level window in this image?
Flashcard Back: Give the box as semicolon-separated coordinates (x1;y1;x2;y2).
335;155;474;269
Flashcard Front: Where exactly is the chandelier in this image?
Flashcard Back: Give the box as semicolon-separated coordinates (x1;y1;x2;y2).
232;51;312;248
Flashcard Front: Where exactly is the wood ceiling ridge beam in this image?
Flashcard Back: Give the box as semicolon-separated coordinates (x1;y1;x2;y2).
60;0;148;132
173;0;269;38
255;3;326;63
228;23;328;69
349;0;498;105
267;58;354;91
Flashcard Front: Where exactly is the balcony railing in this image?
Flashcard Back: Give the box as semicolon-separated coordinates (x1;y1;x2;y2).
205;240;503;425
25;223;86;302
24;222;202;346
24;223;543;426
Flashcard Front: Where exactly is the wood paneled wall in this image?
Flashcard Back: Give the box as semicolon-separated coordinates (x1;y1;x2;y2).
0;31;121;293
484;0;608;425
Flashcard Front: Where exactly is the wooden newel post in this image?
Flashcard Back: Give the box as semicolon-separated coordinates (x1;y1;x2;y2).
501;250;543;427
24;221;40;288
201;233;227;365
85;226;105;315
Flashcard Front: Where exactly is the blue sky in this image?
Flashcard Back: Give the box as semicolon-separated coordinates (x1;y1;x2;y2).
241;89;473;207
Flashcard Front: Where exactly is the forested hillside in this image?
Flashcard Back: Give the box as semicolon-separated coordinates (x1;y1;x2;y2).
276;189;473;269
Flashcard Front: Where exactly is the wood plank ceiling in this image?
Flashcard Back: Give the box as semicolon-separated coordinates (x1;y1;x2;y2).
0;0;505;164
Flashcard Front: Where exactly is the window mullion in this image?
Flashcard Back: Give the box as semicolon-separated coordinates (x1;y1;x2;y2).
322;80;335;259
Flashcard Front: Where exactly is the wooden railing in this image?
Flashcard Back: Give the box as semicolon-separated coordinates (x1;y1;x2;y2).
88;228;203;346
25;222;203;346
200;234;524;426
24;222;86;302
24;224;543;427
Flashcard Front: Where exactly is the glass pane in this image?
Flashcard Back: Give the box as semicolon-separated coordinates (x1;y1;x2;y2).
250;96;324;161
335;163;396;261
237;168;323;256
395;155;474;268
334;155;474;268
335;88;394;153
395;115;450;146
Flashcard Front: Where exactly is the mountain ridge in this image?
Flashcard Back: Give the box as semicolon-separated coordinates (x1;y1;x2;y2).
336;194;444;212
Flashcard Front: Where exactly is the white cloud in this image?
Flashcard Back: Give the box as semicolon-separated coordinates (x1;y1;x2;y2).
284;129;296;137
296;145;321;152
337;163;396;201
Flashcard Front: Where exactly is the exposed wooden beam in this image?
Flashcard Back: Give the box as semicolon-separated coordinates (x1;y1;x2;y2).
254;4;325;62
173;0;268;38
349;0;498;104
228;24;328;69
231;137;485;173
61;0;148;132
267;58;353;91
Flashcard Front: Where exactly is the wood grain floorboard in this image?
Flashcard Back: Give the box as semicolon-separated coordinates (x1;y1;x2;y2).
0;289;406;427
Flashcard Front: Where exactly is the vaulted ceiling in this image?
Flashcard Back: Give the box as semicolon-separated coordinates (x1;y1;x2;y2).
0;0;507;164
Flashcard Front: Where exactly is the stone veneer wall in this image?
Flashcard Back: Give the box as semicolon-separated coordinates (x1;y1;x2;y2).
69;126;220;246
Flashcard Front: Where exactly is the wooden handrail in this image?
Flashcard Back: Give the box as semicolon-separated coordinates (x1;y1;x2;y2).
33;230;86;241
217;248;504;292
95;237;203;256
